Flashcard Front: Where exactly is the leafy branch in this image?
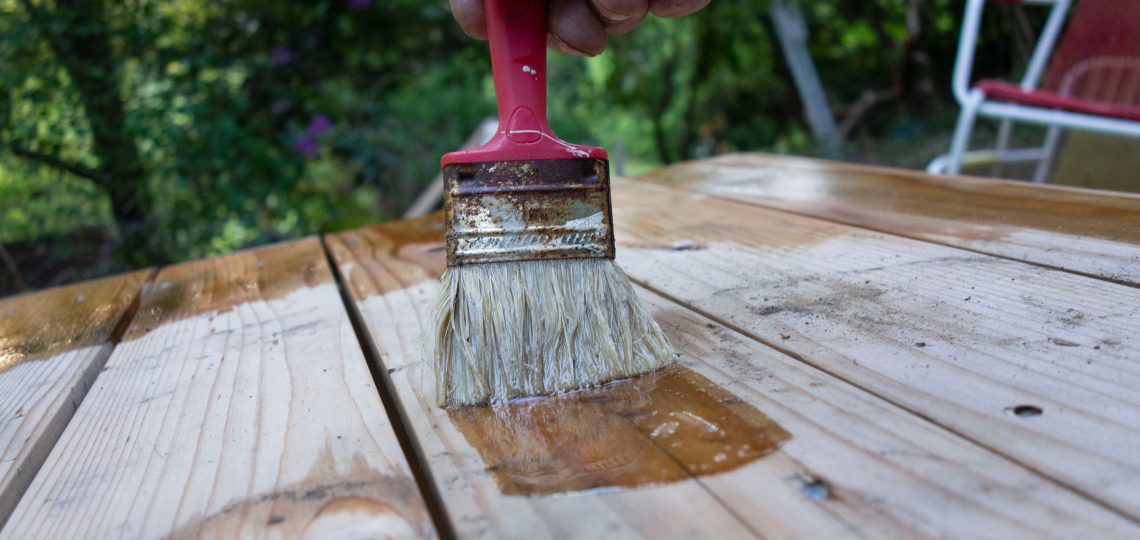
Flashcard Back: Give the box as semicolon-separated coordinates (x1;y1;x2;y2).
5;143;108;184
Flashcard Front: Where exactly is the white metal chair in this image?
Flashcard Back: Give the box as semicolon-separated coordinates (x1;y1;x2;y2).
929;0;1140;183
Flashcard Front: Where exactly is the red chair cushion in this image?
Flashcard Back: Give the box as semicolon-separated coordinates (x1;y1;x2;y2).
1041;0;1140;91
977;80;1140;122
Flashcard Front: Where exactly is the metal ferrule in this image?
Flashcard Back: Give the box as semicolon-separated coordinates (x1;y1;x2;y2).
442;158;616;266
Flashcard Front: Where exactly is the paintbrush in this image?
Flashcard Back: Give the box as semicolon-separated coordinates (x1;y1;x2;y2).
432;0;673;406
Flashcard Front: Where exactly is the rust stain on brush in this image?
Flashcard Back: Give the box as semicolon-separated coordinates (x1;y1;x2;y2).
0;270;150;373
442;158;615;266
449;364;789;495
123;238;329;341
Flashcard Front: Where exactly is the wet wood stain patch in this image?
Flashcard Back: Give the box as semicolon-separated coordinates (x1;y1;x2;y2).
448;364;790;496
123;238;329;341
334;215;791;496
327;214;448;298
0;270;151;373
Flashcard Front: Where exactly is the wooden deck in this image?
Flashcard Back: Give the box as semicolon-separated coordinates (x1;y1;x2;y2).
1;154;1138;538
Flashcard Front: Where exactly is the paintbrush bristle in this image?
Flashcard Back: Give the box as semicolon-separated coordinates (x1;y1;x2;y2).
432;258;674;406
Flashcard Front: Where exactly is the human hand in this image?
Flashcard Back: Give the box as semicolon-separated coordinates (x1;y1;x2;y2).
450;0;711;57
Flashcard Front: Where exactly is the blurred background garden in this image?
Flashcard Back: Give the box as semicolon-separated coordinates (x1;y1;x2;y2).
0;0;1095;295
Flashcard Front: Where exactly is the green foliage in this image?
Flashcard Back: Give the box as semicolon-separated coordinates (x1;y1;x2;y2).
550;1;802;165
0;160;112;243
2;0;490;270
0;0;1039;292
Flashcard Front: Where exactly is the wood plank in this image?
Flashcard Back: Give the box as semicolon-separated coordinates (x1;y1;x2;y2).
326;221;758;540
326;215;1139;538
639;153;1140;285
0;270;150;527
1;238;434;539
643;292;1138;539
610;179;1140;520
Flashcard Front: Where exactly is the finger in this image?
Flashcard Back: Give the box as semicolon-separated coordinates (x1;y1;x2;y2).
450;0;487;40
548;0;607;56
589;0;648;35
649;0;710;18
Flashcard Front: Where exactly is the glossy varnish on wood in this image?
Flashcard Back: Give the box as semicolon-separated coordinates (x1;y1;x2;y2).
327;214;1139;538
1;238;433;539
121;238;327;341
641;153;1140;285
0;271;150;371
611;180;1140;519
449;364;790;496
0;271;150;527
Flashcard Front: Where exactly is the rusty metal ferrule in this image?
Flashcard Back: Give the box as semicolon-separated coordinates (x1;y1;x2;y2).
441;158;616;266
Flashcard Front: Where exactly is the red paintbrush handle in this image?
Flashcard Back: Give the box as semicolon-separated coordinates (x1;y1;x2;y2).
488;0;550;142
441;0;606;166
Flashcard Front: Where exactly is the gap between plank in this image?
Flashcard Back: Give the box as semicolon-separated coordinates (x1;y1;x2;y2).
0;267;157;531
625;177;1140;291
319;236;458;540
107;268;159;345
627;274;1140;527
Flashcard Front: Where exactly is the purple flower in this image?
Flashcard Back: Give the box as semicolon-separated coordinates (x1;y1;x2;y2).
294;135;319;158
269;45;294;66
347;0;371;11
307;114;332;137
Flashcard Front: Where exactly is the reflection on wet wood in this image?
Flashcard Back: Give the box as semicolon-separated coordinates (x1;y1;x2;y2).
640;153;1140;285
123;238;328;341
1;238;433;539
0;270;150;527
450;365;789;496
0;271;151;371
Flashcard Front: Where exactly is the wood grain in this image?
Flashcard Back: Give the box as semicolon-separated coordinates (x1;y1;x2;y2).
0;270;150;527
640;153;1140;285
644;293;1138;539
326;214;1140;538
327;220;758;540
0;238;433;539
611;179;1140;520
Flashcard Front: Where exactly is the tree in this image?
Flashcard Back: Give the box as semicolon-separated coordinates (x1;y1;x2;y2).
1;0;492;271
11;0;150;253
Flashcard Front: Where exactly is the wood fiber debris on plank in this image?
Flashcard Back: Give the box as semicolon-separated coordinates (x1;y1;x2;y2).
641;153;1140;285
1;238;433;539
612;179;1140;520
327;214;1139;538
0;270;150;528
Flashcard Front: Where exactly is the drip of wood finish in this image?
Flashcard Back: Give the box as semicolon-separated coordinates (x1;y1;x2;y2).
449;364;790;496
